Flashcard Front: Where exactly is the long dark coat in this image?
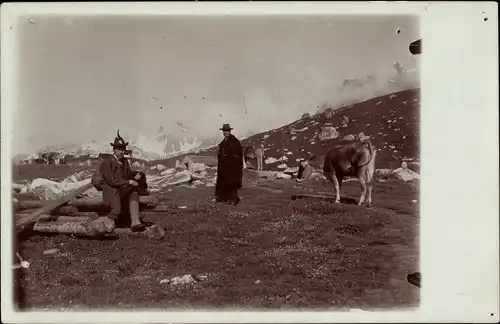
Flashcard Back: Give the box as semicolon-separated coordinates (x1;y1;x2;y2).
215;134;243;196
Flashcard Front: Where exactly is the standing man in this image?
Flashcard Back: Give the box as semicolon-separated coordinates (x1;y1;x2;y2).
91;130;151;232
215;124;243;205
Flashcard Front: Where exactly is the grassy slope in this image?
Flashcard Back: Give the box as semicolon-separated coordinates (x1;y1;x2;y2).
16;175;419;310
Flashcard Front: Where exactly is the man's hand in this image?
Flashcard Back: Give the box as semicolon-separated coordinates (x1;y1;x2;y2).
129;180;139;187
134;173;142;181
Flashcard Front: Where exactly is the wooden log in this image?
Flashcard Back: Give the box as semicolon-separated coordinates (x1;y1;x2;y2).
16;205;79;216
17;210;99;218
33;221;92;235
71;211;99;218
16;196;156;210
35;215;90;223
16;182;95;233
32;217;114;236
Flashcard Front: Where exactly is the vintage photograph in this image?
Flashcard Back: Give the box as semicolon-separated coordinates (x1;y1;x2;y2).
10;12;421;311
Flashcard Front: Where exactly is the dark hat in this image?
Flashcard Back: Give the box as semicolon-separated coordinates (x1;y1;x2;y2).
220;124;233;131
110;130;129;150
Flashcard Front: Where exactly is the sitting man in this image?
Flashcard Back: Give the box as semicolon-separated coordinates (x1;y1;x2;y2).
92;130;152;233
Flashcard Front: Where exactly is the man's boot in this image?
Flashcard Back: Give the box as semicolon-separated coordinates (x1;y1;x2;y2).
227;190;240;206
129;193;148;233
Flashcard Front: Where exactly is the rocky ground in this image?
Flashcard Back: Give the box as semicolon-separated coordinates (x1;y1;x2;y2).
11;88;421;311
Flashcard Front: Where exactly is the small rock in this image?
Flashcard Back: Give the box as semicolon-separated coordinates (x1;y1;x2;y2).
43;248;60;255
276;173;291;179
343;134;355;141
171;274;196;285
189;162;206;173
284;167;299;174
160;168;176;176
90;217;115;235
263;134;270;140
401;161;408;169
319;126;339;141
265;157;279;164
145;224;166;240
193;180;204;186
157;164;166;171
394;169;420;182
255;280;261;284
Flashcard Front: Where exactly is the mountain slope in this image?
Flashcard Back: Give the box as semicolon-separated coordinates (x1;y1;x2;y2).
159;88;420;170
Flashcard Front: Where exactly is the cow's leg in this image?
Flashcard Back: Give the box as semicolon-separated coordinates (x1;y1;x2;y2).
365;169;374;207
357;172;367;206
330;173;342;203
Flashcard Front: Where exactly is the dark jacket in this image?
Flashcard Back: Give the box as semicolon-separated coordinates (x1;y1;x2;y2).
100;155;132;207
93;155;147;207
215;134;243;194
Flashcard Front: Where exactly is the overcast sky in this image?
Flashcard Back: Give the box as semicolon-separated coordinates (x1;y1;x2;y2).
14;14;420;155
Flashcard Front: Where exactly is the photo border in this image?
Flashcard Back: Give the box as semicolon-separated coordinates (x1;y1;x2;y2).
2;1;498;323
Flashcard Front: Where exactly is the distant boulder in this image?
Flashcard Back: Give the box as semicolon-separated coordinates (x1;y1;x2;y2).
301;113;310;119
319;126;339;141
323;108;334;119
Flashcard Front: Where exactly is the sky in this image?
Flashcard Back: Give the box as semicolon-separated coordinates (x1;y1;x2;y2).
14;14;420;155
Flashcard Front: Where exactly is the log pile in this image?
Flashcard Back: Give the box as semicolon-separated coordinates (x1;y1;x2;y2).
14;185;167;238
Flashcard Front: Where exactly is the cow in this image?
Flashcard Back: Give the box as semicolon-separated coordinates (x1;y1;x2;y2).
242;145;255;170
254;144;264;171
242;144;264;170
296;139;377;207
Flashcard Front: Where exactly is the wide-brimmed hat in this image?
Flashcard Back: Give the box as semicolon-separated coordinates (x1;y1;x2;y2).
220;124;233;131
110;130;129;150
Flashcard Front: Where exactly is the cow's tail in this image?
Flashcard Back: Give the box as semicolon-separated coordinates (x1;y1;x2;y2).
357;140;375;168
